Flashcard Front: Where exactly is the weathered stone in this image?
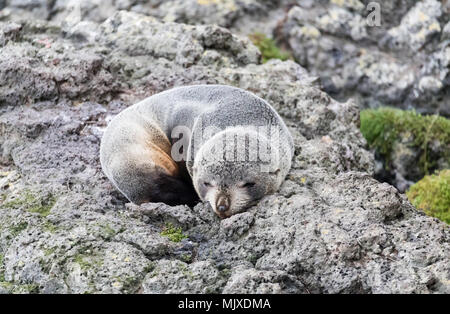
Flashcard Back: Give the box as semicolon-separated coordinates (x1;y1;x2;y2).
0;10;448;295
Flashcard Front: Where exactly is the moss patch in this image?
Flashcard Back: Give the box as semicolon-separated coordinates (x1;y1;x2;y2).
43;220;58;233
74;253;103;271
0;281;39;294
0;281;13;291
3;190;56;217
248;33;291;63
160;223;188;242
360;107;450;173
12;283;39;294
9;222;28;237
43;247;57;256
99;223;117;240
407;169;450;224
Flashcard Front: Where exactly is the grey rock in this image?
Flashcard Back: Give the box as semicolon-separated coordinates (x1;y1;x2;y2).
142;259;227;293
1;0;287;35
98;11;260;67
0;11;448;295
222;265;308;293
382;0;442;52
0;21;118;106
0;21;21;46
3;0;447;119
282;1;450;117
442;21;450;40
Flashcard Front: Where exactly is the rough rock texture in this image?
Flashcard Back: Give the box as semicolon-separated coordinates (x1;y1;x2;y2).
0;0;288;34
281;0;450;116
0;11;448;294
2;0;449;193
2;0;449;117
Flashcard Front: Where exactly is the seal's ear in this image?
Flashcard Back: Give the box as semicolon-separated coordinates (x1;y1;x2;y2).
192;165;198;174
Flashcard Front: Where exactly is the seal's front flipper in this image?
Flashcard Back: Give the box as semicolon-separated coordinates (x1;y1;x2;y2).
152;173;199;207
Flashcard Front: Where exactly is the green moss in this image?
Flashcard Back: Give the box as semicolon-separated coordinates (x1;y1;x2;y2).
99;223;116;240
247;254;259;265
12;283;39;294
39;258;51;274
143;263;155;274
0;282;39;294
119;276;142;293
248;33;291;63
160;223;188;242
220;268;232;278
43;220;58;233
28;196;56;217
74;255;91;270
3;190;56;217
0;281;12;290
74;253;103;271
407;169;450;224
3;192;34;209
177;262;194;278
360;107;450;173
180;254;192;263
9;222;28;237
43;247;56;256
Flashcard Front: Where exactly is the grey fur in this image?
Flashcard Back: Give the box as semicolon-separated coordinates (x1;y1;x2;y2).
100;85;294;217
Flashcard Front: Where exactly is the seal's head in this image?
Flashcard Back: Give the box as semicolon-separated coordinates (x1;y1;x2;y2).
191;128;282;218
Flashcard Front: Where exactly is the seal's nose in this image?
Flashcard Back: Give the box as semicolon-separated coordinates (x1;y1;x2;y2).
216;194;230;212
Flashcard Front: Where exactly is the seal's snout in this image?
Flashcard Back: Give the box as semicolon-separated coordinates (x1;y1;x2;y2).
216;194;230;213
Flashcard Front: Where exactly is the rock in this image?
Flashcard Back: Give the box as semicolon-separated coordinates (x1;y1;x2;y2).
61;20;100;44
0;21;118;106
222;265;308;293
0;11;448;294
281;1;450;117
315;6;368;41
1;0;287;34
382;0;442;52
0;21;21;46
142;260;227;293
0;0;51;21
3;0;448;119
98;11;260;67
418;76;443;94
274;0;450;188
442;21;450;40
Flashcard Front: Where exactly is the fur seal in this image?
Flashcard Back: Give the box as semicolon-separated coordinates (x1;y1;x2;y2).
100;85;294;218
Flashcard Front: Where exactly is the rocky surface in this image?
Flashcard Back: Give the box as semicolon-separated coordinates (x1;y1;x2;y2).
0;0;288;34
280;0;450;116
1;0;449;117
0;10;448;294
2;0;449;193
